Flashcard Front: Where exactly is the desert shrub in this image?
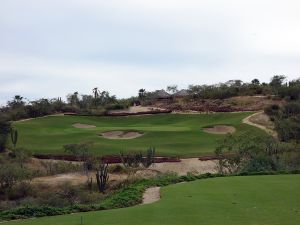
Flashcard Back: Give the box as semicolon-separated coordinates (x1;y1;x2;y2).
36;192;71;208
120;148;156;168
6;182;33;200
0;118;11;152
78;192;104;205
10;148;32;168
105;103;128;111
56;182;81;206
120;151;142;168
108;164;127;173
264;104;280;120
0;163;32;195
280;151;300;170
265;101;300;142
215;133;287;174
275;118;300;141
1;171;300;221
40;160;82;175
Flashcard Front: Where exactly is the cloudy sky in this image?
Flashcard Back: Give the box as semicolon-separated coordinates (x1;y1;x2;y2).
0;0;300;104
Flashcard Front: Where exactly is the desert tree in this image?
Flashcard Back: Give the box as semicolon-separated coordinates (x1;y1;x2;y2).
95;161;109;193
270;75;286;94
166;85;178;94
251;78;260;85
138;89;146;101
93;87;100;99
67;91;80;107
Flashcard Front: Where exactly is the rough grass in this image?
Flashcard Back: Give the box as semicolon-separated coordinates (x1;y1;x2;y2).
5;174;300;225
12;112;265;157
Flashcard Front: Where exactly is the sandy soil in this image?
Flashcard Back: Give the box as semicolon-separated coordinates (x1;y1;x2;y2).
243;111;276;137
73;123;96;128
32;172;128;187
203;125;236;134
109;106;165;114
32;158;218;187
142;187;161;205
100;131;144;139
149;158;218;176
248;112;274;130
15;114;64;123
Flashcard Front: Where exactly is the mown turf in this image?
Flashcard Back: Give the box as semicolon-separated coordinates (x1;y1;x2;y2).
5;174;300;225
12;112;264;157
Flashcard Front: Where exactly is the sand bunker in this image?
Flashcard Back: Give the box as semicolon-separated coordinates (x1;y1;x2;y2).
100;131;144;139
73;123;96;129
142;187;161;205
203;125;235;134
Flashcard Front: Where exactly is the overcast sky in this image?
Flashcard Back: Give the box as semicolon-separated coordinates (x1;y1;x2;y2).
0;0;300;105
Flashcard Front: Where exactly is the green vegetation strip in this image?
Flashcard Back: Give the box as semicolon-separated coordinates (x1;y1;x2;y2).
1;171;300;224
12;112;264;157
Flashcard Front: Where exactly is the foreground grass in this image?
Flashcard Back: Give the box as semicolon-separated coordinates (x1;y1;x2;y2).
4;174;300;225
13;112;263;157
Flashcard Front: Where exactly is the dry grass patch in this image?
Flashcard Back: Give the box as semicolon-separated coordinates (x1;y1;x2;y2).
72;123;96;128
203;125;236;134
100;131;144;139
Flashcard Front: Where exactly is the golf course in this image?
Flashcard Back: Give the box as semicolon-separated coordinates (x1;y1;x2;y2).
5;174;300;225
12;112;263;157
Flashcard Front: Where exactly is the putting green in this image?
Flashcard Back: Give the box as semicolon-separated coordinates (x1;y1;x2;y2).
5;174;300;225
12;112;265;157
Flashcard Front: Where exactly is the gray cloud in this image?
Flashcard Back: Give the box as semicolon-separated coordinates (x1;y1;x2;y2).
0;0;300;105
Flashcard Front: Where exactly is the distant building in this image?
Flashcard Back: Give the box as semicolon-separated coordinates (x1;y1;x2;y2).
154;89;172;100
173;89;189;99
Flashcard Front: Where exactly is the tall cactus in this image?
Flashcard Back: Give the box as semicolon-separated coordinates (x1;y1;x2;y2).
10;129;18;150
95;162;109;193
142;147;156;168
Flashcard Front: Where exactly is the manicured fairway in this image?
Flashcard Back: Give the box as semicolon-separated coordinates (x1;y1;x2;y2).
5;174;300;225
13;112;264;157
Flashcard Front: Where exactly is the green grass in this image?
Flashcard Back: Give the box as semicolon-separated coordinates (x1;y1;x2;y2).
12;112;264;157
5;174;300;225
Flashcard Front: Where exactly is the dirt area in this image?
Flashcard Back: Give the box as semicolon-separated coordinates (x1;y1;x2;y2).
100;131;144;139
202;125;236;134
142;187;161;205
149;158;217;176
109;106;165;114
73;123;96;128
248;112;274;130
243;111;276;137
151;95;284;112
15;114;64;123
32;172;128;187
32;158;218;187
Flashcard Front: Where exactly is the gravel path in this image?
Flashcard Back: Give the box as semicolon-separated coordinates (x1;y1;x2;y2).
243;111;276;137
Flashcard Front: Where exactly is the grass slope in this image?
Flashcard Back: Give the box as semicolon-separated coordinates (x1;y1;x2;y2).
5;174;300;225
12;112;264;157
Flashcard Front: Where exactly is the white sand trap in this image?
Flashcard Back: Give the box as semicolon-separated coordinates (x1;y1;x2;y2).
203;125;235;134
142;187;161;205
100;131;144;139
73;123;96;128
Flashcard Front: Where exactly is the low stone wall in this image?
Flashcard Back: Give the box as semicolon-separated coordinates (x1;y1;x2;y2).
33;154;180;164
